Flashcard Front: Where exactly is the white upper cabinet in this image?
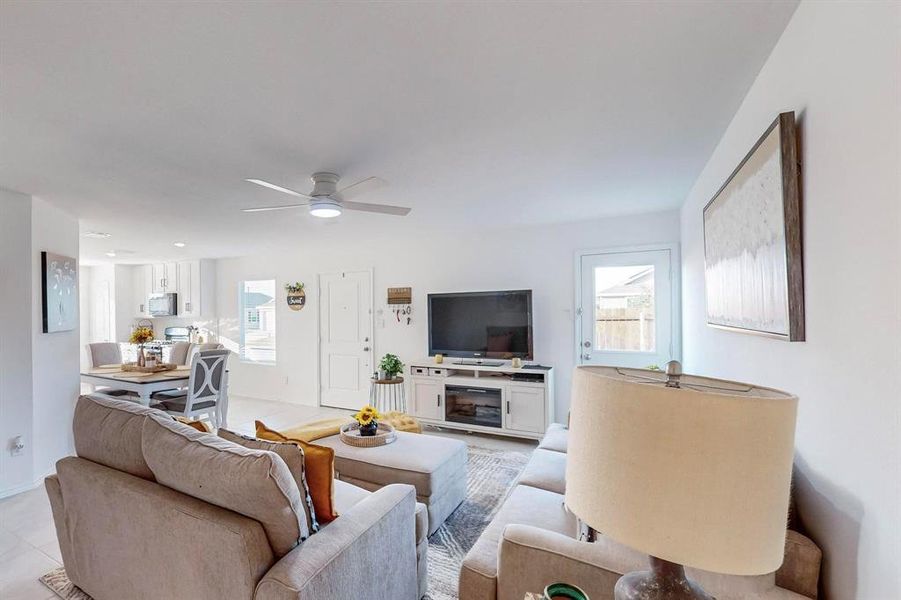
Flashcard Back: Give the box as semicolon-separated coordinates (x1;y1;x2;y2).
140;259;214;318
176;260;201;317
133;266;152;317
150;262;178;293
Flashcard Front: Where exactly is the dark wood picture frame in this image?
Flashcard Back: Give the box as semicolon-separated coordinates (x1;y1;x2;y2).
703;112;804;341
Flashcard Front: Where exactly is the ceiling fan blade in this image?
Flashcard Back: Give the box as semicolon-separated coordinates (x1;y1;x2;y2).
241;203;308;213
342;200;411;216
337;176;388;200
246;179;314;200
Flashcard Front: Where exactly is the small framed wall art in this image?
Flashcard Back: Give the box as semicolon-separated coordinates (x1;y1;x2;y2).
41;251;78;333
703;111;805;341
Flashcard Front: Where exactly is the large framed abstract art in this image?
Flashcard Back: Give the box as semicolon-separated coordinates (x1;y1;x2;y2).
41;251;78;333
703;112;804;341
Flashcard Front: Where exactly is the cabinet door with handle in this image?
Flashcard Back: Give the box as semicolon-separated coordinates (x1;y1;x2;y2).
505;386;546;433
151;263;166;294
177;261;200;316
411;378;442;420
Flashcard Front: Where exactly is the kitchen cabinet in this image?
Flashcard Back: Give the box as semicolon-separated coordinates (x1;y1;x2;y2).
135;260;215;318
133;265;153;318
150;262;177;293
176;260;201;317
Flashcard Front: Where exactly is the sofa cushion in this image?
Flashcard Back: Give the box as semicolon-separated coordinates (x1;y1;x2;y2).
517;448;566;495
332;480;428;546
537;422;568;454
142;413;309;557
73;394;161;480
219;428;320;533
460;484;576;599
314;430;467;497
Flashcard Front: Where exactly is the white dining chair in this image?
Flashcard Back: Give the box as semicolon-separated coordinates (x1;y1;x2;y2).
85;342;134;398
149;349;229;428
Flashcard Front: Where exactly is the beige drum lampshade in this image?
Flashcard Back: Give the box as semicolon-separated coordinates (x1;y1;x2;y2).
565;365;797;576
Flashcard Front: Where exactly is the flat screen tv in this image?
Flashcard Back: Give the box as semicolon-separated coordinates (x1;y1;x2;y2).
428;290;533;360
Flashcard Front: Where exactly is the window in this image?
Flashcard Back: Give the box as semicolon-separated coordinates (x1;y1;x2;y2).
594;265;656;352
577;246;679;368
239;279;276;364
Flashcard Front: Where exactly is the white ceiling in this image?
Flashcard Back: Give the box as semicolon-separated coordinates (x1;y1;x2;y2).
0;1;797;263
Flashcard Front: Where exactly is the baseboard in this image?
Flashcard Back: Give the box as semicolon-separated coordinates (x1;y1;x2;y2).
0;478;43;500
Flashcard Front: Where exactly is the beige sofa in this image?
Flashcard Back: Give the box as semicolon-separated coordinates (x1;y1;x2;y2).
46;395;428;600
459;423;823;600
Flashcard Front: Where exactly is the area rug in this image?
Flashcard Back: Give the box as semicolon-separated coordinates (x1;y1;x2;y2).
40;443;530;600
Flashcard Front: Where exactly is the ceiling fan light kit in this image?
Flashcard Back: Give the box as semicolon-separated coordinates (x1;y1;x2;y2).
243;171;411;218
309;198;342;218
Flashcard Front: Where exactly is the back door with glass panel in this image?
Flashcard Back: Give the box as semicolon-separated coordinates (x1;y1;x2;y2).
578;248;675;368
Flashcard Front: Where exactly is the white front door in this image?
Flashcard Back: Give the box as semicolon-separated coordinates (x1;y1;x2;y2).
319;271;373;410
578;247;677;368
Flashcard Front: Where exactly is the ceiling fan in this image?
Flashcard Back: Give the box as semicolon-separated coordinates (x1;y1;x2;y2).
242;172;411;218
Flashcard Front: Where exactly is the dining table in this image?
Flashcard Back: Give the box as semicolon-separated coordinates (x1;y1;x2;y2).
80;364;229;427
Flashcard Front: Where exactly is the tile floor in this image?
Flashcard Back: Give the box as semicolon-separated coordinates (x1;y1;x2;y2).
0;394;535;599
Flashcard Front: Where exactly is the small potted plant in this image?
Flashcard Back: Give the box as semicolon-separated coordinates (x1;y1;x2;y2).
378;353;404;380
129;326;154;367
353;405;382;436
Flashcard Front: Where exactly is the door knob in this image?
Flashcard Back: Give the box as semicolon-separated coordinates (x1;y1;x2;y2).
583;340;592;348
582;353;591;360
363;347;370;352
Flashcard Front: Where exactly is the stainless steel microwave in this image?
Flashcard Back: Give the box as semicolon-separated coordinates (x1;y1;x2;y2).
148;293;177;317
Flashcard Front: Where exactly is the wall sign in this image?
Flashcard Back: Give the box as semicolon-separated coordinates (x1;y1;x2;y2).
387;287;412;305
285;281;307;312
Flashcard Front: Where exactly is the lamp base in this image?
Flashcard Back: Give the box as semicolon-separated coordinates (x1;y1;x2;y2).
614;556;713;600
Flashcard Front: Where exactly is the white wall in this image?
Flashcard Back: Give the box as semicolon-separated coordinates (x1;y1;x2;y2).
31;197;81;480
679;2;900;598
0;190;80;497
216;209;680;417
0;188;34;495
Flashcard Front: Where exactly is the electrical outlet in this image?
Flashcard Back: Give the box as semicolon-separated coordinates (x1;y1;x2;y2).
10;435;25;456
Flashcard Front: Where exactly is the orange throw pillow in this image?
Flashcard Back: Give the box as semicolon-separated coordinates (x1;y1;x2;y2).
176;417;211;433
255;420;338;523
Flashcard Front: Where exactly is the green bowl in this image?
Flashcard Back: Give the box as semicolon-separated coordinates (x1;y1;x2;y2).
543;582;589;600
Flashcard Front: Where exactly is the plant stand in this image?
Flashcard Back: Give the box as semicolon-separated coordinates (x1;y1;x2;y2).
369;376;406;413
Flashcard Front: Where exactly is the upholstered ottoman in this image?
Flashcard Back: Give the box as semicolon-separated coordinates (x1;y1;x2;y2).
316;431;467;535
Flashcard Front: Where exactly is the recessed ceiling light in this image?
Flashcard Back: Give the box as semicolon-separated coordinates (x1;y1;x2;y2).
84;231;111;239
105;251;116;257
173;242;186;248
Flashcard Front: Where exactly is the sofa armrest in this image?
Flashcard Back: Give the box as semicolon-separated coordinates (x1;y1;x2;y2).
254;483;418;600
498;524;622;600
498;525;812;600
776;530;822;599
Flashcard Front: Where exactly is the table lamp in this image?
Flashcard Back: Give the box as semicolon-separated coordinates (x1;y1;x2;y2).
565;362;798;600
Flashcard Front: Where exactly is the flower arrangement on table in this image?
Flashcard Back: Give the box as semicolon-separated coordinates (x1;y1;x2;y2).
129;326;154;366
353;404;383;437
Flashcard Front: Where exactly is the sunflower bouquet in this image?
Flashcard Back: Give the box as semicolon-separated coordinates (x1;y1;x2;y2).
353;405;382;436
129;326;154;367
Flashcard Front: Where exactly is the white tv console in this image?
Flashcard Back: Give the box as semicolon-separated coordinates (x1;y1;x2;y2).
407;359;554;440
